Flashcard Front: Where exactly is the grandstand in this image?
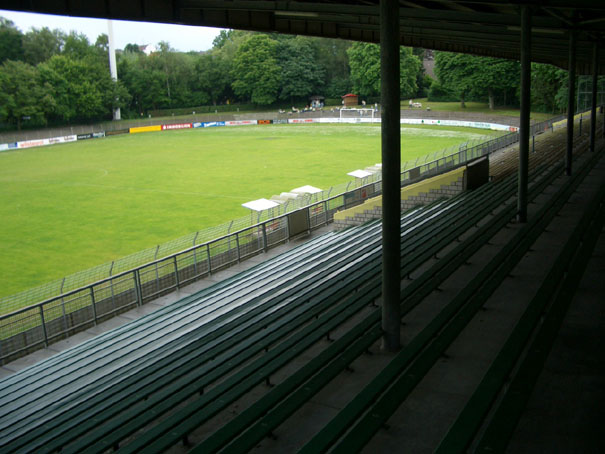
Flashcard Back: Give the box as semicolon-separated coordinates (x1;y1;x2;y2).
0;115;602;452
2;0;604;451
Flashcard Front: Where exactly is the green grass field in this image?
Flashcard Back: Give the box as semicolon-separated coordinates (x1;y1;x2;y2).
0;123;503;299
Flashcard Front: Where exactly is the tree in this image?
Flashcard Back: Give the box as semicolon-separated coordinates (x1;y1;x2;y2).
196;52;232;105
531;62;568;113
95;34;109;55
434;52;520;109
0;17;24;63
276;37;325;102
471;58;519;109
39;54;128;123
118;52;170;113
62;31;93;60
22;27;64;65
231;34;281;105
309;37;352;97
123;43;143;54
347;42;420;98
0;60;51;129
212;30;234;49
434;52;478;108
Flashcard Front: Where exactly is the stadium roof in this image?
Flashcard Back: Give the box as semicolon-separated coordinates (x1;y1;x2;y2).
4;1;605;73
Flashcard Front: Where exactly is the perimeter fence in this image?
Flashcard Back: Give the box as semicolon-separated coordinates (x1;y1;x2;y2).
0;113;567;363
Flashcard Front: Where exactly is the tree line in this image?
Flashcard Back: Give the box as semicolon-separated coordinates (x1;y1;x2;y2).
430;51;571;114
0;17;575;131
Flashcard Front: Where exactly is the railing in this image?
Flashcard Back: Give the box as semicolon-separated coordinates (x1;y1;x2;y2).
0;113;570;363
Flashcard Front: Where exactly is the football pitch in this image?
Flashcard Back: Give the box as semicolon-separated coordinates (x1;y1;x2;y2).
0;123;503;299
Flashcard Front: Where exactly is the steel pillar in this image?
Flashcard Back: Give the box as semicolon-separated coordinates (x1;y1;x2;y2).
518;6;531;223
590;42;598;153
380;0;401;352
566;30;577;176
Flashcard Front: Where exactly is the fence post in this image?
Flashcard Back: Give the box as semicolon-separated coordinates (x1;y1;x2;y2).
235;232;241;262
60;277;68;335
193;232;199;275
134;270;143;307
173;255;180;289
90;287;98;325
324;201;329;225
154;245;160;294
207;243;212;275
39;305;49;347
262;223;268;252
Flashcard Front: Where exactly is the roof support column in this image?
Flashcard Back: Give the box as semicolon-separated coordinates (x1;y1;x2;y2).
566;30;577;176
590;42;598;153
518;5;531;223
380;0;401;352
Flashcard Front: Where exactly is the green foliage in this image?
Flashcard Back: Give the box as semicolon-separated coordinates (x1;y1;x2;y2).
347;42;380;97
347;42;421;98
531;63;568;113
39;54;128;123
22;27;65;65
62;31;94;60
428;80;458;102
196;52;232;105
0;60;51;129
212;30;234;49
309;37;351;97
231;34;282;105
123;43;143;54
435;52;520;109
277;37;325;102
0;18;24;63
324;78;352;98
434;52;478;107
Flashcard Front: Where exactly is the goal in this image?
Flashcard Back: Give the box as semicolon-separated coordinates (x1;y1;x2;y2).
339;107;377;123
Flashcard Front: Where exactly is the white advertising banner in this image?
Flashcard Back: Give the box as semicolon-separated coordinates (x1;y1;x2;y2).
225;120;258;126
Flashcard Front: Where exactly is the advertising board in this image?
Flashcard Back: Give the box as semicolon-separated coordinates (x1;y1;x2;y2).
288;118;316;124
130;125;162;134
225;120;258;126
161;123;192;130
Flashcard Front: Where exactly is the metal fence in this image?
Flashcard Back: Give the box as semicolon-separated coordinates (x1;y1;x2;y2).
0;113;569;363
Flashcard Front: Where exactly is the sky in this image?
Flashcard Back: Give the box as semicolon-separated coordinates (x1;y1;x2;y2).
0;9;225;52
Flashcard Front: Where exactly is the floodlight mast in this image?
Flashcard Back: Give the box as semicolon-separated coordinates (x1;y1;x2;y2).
107;20;121;121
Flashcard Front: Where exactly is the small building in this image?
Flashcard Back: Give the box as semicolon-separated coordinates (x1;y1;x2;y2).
341;93;359;107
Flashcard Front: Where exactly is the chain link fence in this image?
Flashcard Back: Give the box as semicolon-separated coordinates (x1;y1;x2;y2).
0;113;571;363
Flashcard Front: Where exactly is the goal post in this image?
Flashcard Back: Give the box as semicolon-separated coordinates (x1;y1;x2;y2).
339;107;377;123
